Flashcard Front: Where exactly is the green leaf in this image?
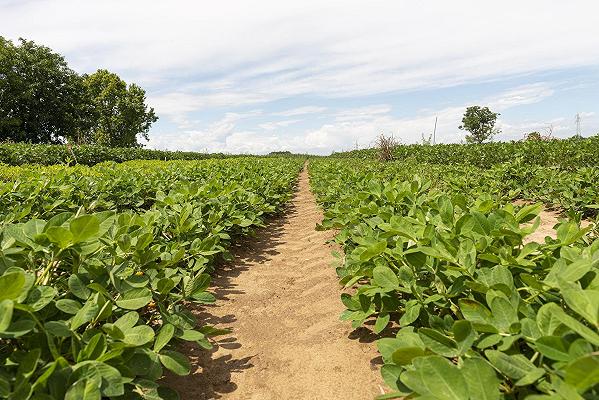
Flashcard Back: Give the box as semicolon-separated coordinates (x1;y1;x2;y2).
0;300;14;332
377;338;404;362
401;355;468;400
535;336;571;362
55;299;82;314
373;266;399;289
1;319;35;338
179;329;205;341
26;285;57;311
71;298;100;330
540;303;599;346
453;320;475;355
69;215;100;243
159;350;191;376
374;313;391;334
391;347;426;366
399;302;421;326
360;240;387;261
0;271;25;301
419;328;458;357
45;226;74;248
115;288;152;310
565;355;599;393
154;324;175;352
65;379;101;400
123;325;155;346
489;296;518;332
44;321;72;337
561;289;599;327
380;364;403;391
459;299;496;332
461;358;500;400
114;311;139;331
485;350;543;383
79;333;107;361
68;274;91;300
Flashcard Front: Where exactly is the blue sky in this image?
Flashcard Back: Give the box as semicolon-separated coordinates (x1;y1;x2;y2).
2;0;599;154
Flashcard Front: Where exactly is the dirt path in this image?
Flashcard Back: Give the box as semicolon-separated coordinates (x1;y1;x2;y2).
165;166;383;399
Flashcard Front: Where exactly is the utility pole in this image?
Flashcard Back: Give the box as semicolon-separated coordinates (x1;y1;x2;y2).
575;113;582;137
433;116;438;145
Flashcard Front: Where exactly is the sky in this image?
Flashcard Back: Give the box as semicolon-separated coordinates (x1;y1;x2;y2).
2;0;599;154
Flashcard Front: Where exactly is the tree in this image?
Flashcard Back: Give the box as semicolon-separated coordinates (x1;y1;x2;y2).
0;37;93;144
459;106;500;144
82;69;157;147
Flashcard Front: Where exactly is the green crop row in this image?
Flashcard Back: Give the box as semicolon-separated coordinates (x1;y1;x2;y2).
311;160;599;218
310;159;598;399
0;142;232;166
333;135;599;169
0;158;303;399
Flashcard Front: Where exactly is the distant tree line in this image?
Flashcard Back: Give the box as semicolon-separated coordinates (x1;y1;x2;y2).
0;37;157;147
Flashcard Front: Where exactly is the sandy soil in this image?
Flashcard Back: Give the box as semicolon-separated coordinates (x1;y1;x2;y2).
523;208;563;244
519;203;592;244
164;166;383;399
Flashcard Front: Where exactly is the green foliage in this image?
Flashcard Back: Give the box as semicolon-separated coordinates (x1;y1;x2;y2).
0;37;93;144
80;69;158;147
0;142;230;166
0;37;157;148
333;135;599;169
459;106;500;144
310;159;599;399
0;158;303;399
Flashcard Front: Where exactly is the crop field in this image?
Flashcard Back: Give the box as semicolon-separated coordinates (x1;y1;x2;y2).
310;151;599;399
0;140;598;400
0;157;303;399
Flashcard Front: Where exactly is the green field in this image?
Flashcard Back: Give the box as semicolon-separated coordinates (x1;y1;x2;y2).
0;140;598;399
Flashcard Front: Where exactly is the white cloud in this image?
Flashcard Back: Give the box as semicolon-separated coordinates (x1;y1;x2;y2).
272;106;328;117
259;119;301;130
488;83;555;111
147;83;589;155
3;1;599;108
2;1;599;152
333;105;392;122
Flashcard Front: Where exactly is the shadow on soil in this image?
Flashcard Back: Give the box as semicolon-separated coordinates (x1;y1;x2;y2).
162;201;296;399
347;320;400;373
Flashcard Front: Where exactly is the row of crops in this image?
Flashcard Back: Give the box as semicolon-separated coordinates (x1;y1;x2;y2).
0;158;303;399
333;135;599;169
310;159;598;399
0;143;230;166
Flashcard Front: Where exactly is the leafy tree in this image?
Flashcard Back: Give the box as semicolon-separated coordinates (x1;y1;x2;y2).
82;69;158;147
459;106;500;144
0;37;93;144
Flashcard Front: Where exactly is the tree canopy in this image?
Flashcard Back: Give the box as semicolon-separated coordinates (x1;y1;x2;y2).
0;37;157;147
82;70;157;147
459;106;500;144
0;37;93;144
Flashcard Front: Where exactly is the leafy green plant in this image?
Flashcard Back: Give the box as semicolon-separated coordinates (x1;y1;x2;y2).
333;134;599;169
0;157;303;399
0;142;230;166
310;159;599;399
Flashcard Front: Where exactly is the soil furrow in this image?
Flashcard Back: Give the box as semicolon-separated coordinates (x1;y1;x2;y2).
165;166;383;399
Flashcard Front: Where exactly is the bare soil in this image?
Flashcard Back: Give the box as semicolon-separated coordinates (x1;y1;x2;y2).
164;167;383;399
523;208;563;244
519;203;591;244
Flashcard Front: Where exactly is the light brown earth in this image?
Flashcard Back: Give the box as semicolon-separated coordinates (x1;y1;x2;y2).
518;203;592;244
523;208;563;244
165;167;383;399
